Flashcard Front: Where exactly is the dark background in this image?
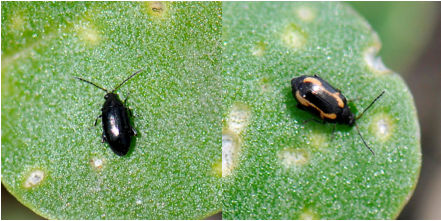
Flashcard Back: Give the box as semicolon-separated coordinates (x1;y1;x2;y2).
2;2;441;220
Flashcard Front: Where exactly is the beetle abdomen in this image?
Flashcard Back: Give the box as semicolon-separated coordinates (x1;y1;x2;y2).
101;94;134;156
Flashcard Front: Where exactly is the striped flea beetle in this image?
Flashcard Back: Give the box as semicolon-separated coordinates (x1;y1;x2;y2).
291;75;384;155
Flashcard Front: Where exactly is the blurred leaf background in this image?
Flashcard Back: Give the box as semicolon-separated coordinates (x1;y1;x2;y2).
350;2;439;75
2;2;441;219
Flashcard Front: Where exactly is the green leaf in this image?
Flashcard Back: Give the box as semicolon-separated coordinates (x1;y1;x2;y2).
2;2;221;219
222;2;421;219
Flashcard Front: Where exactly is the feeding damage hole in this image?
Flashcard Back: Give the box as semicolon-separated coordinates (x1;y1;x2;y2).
151;2;164;12
227;102;251;135
90;157;105;171
222;130;240;177
281;23;307;50
23;169;45;188
296;6;316;22
144;2;169;19
364;46;391;75
222;102;251;177
370;113;394;142
278;148;310;169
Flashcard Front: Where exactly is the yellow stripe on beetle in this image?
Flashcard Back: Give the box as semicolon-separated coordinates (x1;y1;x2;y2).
303;77;344;108
295;91;337;120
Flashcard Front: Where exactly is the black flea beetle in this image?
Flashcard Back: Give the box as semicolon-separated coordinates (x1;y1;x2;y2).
75;70;143;156
291;75;384;155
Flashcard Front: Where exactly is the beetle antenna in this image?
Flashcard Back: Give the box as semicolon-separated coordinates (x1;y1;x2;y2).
356;91;385;120
74;77;108;92
111;69;144;93
355;122;375;155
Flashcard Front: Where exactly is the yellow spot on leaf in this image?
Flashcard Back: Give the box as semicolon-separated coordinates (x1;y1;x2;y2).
281;23;307;50
251;41;266;57
300;208;319;220
75;21;101;46
211;159;222;178
10;14;26;31
144;2;170;19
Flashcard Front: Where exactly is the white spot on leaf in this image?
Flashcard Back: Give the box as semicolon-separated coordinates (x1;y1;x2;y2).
364;35;391;75
310;130;328;150
227;103;251;135
222;131;240;177
90;157;105;170
370;113;394;141
75;21;101;46
23;169;45;188
296;6;316;22
278;148;310;169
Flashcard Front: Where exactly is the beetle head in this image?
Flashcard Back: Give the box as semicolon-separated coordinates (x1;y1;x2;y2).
291;76;305;91
341;107;355;126
104;93;118;100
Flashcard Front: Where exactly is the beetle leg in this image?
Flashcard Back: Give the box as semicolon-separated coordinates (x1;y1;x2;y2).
128;108;134;117
348;96;362;103
101;133;107;143
124;93;136;117
296;103;306;110
302;118;324;125
330;124;337;140
131;127;138;136
124;92;131;106
94;115;102;126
